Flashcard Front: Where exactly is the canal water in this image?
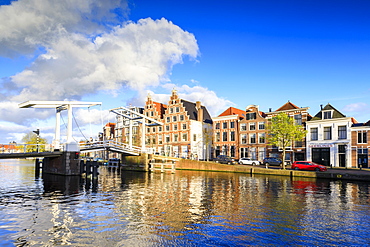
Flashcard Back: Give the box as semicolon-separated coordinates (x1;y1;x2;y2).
1;159;370;246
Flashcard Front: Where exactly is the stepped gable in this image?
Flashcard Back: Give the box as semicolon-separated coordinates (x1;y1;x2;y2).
275;101;300;111
218;107;245;118
181;99;213;124
153;101;167;118
312;103;346;120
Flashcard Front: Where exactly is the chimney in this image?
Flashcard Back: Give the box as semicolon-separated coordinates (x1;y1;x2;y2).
269;108;272;112
196;101;203;122
320;104;323;110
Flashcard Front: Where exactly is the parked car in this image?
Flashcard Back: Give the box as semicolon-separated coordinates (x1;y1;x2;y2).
263;157;282;166
291;161;327;172
238;157;261;166
214;155;236;165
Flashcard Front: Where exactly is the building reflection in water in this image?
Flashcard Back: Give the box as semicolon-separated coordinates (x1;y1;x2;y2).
95;168;370;245
2;160;370;246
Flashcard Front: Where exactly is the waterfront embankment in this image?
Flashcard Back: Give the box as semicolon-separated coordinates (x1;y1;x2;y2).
174;159;370;182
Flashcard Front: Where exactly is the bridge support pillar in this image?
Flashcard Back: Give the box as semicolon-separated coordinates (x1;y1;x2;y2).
42;151;81;175
121;153;150;171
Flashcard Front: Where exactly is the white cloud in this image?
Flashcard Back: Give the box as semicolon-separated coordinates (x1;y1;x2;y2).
0;0;202;142
343;102;369;113
0;0;127;57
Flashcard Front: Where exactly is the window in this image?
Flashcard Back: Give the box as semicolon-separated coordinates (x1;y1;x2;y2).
258;122;265;130
338;126;347;139
182;133;187;141
152;127;155;133
159;126;162;132
166;125;170;131
174;134;178;142
173;124;178;131
241;134;247;144
173;116;177;122
240;123;247;131
180;115;184;121
182;123;186;130
165;135;170;143
259;133;265;144
324;127;332;140
222;132;228;141
249;123;256;130
230;131;235;141
323;111;332;119
216;132;220;142
193;134;197;141
230;146;235;157
250;133;256;144
166;117;170;123
223;122;227;129
295;141;303;147
215;123;220;129
311;128;318;141
358;131;368;144
147;128;150;133
230;121;235;128
158;135;163;144
170;108;173;113
176;107;180;113
246;112;256;120
294;114;302;125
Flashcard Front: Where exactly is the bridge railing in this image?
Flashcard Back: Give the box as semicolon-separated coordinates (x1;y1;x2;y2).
79;140;142;154
0;143;56;154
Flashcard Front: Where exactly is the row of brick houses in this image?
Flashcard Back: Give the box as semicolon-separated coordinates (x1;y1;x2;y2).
106;90;369;168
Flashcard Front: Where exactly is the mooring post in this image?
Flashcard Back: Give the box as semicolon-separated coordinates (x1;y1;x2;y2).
35;158;41;177
85;160;91;178
80;160;85;175
92;161;99;179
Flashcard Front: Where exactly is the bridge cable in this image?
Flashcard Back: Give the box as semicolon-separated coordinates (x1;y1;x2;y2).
72;111;88;141
60;112;78;143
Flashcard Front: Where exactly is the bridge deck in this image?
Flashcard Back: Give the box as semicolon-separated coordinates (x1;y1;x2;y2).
0;151;63;159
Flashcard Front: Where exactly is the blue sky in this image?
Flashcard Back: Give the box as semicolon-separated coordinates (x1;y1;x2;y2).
0;0;370;143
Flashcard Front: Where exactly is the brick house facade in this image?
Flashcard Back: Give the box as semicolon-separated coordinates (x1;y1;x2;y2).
265;101;311;163
212;107;245;159
239;105;267;162
351;121;370;168
144;90;213;160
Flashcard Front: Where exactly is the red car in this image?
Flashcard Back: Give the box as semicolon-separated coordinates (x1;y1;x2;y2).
291;161;327;172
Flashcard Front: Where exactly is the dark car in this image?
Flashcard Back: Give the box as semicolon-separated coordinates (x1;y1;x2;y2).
291;161;327;172
214;155;236;165
263;157;282;167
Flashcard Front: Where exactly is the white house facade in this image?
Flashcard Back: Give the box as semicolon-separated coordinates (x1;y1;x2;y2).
306;104;354;168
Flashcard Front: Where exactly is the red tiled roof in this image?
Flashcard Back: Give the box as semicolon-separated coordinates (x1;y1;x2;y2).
275;101;300;111
105;122;116;127
218;107;245;117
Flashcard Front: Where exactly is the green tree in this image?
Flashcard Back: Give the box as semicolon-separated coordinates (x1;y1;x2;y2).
21;131;48;152
266;112;307;169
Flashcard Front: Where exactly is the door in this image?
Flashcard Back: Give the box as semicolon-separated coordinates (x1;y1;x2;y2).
312;148;330;167
358;154;368;168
